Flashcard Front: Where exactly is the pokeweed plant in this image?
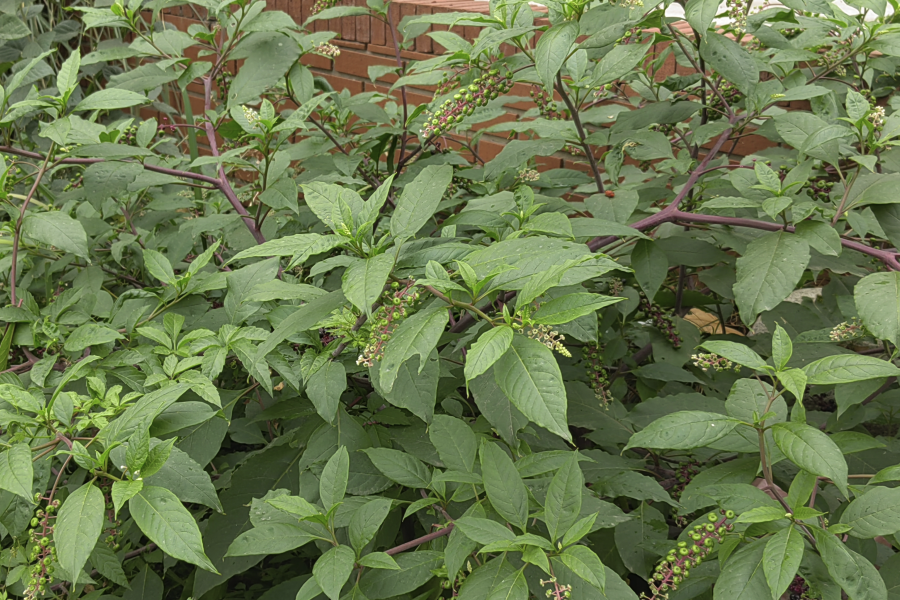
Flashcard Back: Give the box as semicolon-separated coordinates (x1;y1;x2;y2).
2;0;900;599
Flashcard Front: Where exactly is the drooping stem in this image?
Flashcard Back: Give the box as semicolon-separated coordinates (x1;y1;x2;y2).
556;72;604;193
10;144;54;305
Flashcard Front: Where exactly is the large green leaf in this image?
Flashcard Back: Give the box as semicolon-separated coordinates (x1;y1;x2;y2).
480;442;529;532
54;483;105;581
361;448;431;488
390;165;453;240
358;551;442;599
319;447;349;511
494;335;570;441
544;452;583;542
429;415;478;473
306;360;347;424
815;529;887;600
464;326;513;384
631;239;668;300
349;498;393;551
763;526;803;599
0;444;33;502
840;486;900;538
313;545;356;600
624;411;741;451
22;212;89;259
379;306;448;393
803;355;900;385
771;422;848;496
227;33;301;106
713;538;769;600
855;272;900;347
130;485;217;572
733;232;810;326
342;254;394;316
535;21;578;91
699;33;759;95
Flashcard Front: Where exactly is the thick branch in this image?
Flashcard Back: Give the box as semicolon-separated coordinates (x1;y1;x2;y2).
385;524;453;556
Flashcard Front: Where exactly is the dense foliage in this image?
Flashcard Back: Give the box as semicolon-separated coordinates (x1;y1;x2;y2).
5;0;900;599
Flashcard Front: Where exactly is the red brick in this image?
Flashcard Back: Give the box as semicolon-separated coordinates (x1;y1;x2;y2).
301;53;333;70
415;5;432;54
355;0;370;44
336;49;395;79
326;74;365;94
334;39;366;49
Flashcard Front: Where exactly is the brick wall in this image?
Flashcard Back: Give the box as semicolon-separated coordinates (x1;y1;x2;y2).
155;1;779;176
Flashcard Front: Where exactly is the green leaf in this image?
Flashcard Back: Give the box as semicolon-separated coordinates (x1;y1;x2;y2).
794;220;842;257
129;485;218;572
771;324;793;371
558;546;606;591
699;33;758;96
22;212;90;260
699;341;767;370
590;43;649;88
840;486;900;538
227;33;301;106
266;495;320;518
454;517;516;545
358;551;442;599
713;539;769;600
390;165;453;240
144;446;222;512
55;484;104;581
494;335;570;441
0;444;33;502
544;452;583;543
685;0;719;32
814;528;887;600
313;545;356;600
803;354;900;385
0;14;30;39
379;306;448;393
349;498;393;551
227;234;341;265
143;248;176;285
361;448;431;488
771;422;848;497
342;254;394;316
64;323;124;353
90;544;128;587
429;415;477;473
532;293;622;326
253;289;345;363
855;272;900;347
631;239;668;301
535;21;578;91
306;360;346;424
561;513;598;547
484;139;566;181
763;526;803;599
111;480;143;517
74;88;150;111
480;442;529;531
465;326;514;384
56;49;81;96
733;231;810;326
486;569;529;600
319;446;349;511
357;552;400;570
625;411;741;451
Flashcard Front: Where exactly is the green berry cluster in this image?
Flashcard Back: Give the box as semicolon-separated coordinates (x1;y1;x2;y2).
421;70;513;139
2;164;20;197
214;70;233;102
643;510;736;599
357;281;422;367
708;81;743;114
726;0;748;32
638;291;682;348
582;344;612;406
117;124;138;146
25;494;60;599
670;460;700;501
829;318;867;342
530;85;563;120
818;31;858;76
435;70;463;97
807;178;834;201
